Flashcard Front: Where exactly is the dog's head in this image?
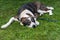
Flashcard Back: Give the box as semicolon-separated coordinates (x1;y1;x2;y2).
20;14;37;28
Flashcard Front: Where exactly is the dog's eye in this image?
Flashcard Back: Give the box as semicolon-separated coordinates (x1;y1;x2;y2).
31;17;35;23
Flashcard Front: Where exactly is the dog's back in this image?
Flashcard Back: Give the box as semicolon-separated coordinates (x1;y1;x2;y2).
17;2;37;16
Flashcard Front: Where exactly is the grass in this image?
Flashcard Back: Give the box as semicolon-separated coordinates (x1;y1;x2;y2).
0;0;60;40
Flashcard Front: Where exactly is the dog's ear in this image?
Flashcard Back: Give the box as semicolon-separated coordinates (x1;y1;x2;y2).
21;17;26;26
26;13;33;17
21;17;26;22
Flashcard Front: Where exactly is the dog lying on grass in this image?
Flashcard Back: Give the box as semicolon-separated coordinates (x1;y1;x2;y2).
1;1;54;28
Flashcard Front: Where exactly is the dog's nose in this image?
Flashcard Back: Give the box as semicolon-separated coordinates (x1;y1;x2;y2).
32;25;36;28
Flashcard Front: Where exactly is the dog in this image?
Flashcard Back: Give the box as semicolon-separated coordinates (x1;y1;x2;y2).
1;2;54;28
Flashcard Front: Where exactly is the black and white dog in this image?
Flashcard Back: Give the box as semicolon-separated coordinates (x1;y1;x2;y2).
1;2;54;28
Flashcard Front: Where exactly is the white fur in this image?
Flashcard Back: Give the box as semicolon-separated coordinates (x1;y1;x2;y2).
1;17;18;28
47;6;54;10
20;22;23;25
19;9;34;20
28;18;39;27
47;10;53;15
34;18;39;25
28;21;39;28
35;21;39;25
37;9;53;15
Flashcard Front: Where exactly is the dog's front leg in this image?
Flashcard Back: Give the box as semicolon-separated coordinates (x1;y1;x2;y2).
1;17;19;28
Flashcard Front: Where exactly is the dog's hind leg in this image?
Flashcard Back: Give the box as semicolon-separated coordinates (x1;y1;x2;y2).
47;10;53;15
1;17;19;29
46;6;54;10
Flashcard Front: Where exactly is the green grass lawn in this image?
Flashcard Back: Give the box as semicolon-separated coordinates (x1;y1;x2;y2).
0;0;60;40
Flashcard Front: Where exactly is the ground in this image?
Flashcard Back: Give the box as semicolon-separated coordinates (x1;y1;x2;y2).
0;0;60;40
